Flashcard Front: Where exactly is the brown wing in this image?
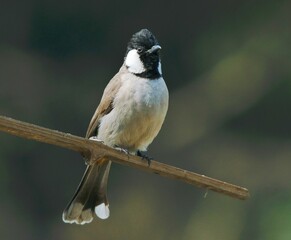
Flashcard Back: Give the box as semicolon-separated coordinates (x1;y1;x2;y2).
85;66;126;138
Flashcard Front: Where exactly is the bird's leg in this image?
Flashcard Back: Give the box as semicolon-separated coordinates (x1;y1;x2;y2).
137;150;153;166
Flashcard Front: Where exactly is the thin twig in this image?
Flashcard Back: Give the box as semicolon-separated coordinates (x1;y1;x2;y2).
0;115;249;200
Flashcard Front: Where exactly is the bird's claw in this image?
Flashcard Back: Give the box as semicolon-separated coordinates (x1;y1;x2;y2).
114;145;130;155
137;151;153;166
89;136;104;143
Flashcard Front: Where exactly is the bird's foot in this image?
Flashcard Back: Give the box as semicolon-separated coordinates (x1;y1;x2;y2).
137;150;153;166
114;145;130;155
89;136;104;143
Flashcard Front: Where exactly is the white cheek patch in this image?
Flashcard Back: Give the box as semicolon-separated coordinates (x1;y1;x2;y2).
125;49;145;74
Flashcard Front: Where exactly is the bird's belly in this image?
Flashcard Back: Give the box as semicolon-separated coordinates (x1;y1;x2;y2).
115;111;163;151
98;101;165;152
97;77;168;152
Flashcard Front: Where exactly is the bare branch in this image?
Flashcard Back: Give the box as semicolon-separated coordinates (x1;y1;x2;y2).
0;115;249;200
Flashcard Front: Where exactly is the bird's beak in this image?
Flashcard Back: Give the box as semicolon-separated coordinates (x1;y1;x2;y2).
147;45;162;54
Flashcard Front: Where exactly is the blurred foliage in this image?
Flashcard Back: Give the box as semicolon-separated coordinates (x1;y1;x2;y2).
1;0;291;239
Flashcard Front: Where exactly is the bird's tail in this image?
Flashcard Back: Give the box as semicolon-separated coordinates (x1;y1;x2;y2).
62;158;111;224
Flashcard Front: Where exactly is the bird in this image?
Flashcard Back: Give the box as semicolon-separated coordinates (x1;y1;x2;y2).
62;29;169;224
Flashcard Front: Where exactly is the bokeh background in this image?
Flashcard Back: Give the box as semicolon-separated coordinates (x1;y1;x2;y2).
1;0;291;239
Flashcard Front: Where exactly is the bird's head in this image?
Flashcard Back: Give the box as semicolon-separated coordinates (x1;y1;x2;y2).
125;29;162;79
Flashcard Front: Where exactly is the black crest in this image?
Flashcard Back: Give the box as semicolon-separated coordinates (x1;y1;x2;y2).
127;29;159;53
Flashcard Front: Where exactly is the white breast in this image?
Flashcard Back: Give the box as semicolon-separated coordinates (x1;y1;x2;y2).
97;72;169;153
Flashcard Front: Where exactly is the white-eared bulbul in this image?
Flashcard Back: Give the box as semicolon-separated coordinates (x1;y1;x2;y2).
62;29;169;224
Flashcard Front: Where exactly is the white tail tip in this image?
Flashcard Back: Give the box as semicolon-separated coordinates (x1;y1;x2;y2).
95;203;110;219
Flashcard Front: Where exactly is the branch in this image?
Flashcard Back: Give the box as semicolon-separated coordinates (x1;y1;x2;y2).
0;116;249;200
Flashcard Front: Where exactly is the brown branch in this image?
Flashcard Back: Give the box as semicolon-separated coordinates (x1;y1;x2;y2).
0;115;249;200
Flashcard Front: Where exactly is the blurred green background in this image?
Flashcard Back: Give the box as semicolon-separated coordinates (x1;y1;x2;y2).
1;0;291;239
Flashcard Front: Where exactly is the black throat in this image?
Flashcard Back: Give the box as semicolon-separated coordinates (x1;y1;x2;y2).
134;69;162;79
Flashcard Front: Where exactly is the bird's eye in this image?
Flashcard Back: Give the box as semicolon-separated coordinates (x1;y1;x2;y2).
137;48;143;53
